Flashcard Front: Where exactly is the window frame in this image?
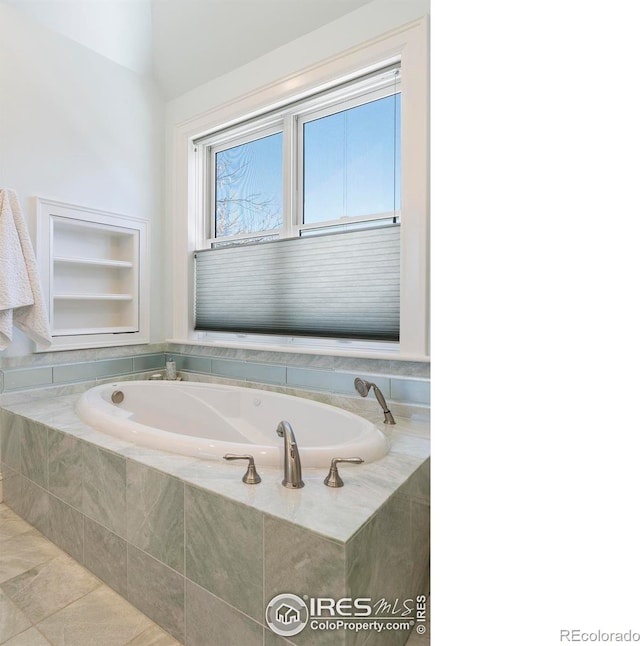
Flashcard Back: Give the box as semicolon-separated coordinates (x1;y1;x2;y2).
197;67;402;247
170;18;429;360
208;120;284;242
295;81;401;231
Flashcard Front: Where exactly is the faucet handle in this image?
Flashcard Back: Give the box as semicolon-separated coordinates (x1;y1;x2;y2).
223;454;262;484
324;457;364;488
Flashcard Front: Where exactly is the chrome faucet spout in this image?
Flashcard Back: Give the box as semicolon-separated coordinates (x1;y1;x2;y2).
276;420;304;489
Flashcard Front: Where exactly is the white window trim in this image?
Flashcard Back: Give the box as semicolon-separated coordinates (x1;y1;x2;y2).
207;120;284;242
200;71;400;245
294;80;401;231
169;18;428;361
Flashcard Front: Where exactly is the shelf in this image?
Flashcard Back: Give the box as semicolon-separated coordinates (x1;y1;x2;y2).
53;256;133;268
53;293;134;301
53;326;138;336
36;198;149;351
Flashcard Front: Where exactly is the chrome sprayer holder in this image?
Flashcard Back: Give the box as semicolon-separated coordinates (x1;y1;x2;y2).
353;378;395;424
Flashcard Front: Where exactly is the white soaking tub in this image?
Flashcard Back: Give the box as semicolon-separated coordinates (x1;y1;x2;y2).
76;381;389;467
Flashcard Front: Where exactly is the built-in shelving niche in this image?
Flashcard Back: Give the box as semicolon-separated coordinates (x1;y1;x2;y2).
36;198;149;351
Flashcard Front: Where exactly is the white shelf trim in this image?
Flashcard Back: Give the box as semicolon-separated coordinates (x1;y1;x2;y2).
53;256;133;268
53;326;138;336
53;293;134;301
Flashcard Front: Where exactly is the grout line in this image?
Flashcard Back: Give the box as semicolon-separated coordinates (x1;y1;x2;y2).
0;503;173;646
124;456;130;602
262;512;266;645
3;627;53;646
183;480;188;645
188;578;265;632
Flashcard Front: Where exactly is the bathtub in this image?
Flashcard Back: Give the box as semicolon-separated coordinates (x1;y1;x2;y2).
76;381;389;467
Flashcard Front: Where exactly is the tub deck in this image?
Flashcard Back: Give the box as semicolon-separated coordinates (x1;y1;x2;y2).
0;383;429;645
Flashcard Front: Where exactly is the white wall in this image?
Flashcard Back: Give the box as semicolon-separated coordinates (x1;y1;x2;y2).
0;3;165;358
0;0;426;359
165;0;428;125
151;0;374;100
3;0;153;75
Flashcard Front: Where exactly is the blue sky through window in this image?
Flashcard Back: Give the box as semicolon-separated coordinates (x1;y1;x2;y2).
304;93;401;224
215;132;283;237
213;91;400;238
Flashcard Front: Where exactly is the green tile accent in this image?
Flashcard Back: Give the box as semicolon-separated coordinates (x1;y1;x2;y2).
173;355;211;374
133;354;166;372
210;358;286;384
53;358;134;384
390;378;430;405
286;367;390;397
3;367;52;391
94;358;135;378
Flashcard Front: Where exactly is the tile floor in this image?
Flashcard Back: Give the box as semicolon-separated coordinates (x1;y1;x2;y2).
0;503;179;646
1;502;429;646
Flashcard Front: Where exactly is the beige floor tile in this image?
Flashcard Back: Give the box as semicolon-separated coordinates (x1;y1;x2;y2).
126;625;182;645
1;505;181;644
1;627;52;646
0;507;33;543
0;590;32;644
0;531;64;585
37;585;154;646
1;554;102;624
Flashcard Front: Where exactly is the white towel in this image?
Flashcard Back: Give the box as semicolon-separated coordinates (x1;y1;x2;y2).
0;189;52;350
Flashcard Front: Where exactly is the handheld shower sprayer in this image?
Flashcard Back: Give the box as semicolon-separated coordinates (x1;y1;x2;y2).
354;378;395;425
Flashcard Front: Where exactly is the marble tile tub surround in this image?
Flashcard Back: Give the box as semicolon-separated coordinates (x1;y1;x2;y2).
0;342;429;409
167;343;430;406
0;344;168;371
0;389;429;645
0;391;429;543
0;345;167;394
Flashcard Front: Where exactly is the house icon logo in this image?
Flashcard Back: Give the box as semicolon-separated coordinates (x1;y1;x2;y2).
266;593;309;637
276;603;300;625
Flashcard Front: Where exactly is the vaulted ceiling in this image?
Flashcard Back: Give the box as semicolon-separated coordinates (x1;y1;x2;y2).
4;0;376;99
151;0;376;99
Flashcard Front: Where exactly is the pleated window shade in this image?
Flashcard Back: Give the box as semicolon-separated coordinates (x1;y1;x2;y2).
194;224;400;341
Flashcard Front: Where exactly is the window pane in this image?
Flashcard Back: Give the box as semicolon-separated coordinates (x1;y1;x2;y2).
303;93;400;224
214;132;283;238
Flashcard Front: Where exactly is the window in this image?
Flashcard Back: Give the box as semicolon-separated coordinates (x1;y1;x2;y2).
173;20;428;358
212;127;283;239
193;68;403;346
199;66;401;246
301;91;401;226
